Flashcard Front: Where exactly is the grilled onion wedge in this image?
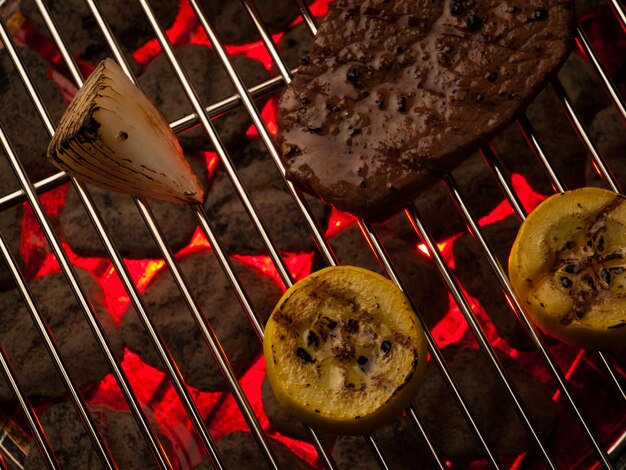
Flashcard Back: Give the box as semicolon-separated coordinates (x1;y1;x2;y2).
509;187;626;351
48;58;203;204
263;266;428;435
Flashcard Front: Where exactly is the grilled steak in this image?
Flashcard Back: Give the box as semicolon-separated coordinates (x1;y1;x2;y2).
278;0;574;221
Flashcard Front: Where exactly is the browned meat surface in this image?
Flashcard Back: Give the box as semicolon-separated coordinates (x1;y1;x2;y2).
278;0;574;221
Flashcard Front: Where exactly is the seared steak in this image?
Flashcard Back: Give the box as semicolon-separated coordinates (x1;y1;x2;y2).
278;0;574;221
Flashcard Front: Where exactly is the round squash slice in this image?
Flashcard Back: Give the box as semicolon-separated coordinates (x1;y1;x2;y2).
509;187;626;351
263;265;428;435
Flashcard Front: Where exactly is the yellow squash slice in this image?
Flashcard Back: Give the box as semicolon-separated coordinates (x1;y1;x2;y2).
509;187;626;350
263;266;428;435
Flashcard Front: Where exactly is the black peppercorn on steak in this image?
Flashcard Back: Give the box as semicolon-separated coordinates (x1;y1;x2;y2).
278;0;574;221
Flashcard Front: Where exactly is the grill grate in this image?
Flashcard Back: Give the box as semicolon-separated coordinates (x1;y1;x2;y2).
0;0;623;469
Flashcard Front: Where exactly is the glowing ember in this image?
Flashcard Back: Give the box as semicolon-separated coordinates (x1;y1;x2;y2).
324;209;357;237
245;98;279;138
132;0;199;66
234;251;314;290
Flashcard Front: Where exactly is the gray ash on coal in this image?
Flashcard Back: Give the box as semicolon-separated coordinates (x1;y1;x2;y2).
121;249;281;392
0;159;23;292
20;0;178;63
197;431;313;469
278;25;314;70
0;269;123;405
328;224;449;329
332;417;430;469
0;47;65;183
139;45;270;152
452;216;536;350
0;204;23;293
58;154;209;259
204;140;329;255
413;344;557;462
24;403;166;469
199;0;313;45
261;375;334;447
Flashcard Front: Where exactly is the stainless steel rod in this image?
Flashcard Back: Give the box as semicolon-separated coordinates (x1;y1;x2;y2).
574;26;626;123
479;146;527;221
550;77;622;193
294;0;318;35
208;1;452;467
358;219;502;469
0;16;172;470
473;154;615;468
516;115;566;193
33;2;227;466
0;235;58;469
137;1;300;467
0;124;117;469
395;204;557;469
610;0;626;31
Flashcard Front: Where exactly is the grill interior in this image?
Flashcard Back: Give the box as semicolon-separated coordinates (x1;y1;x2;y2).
0;0;625;468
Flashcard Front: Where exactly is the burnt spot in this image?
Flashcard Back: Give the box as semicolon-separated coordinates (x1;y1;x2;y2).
608;322;626;329
436;52;449;67
296;347;315;364
116;131;128;141
307;124;324;134
281;143;302;159
346;67;361;87
356;356;368;366
466;15;483;31
532;8;549;21
306;330;320;348
450;1;464;16
345;318;359;333
322;317;338;330
564;263;582;275
560;277;572;288
381;340;392;354
484;71;498;82
585;276;596;290
397;95;408;112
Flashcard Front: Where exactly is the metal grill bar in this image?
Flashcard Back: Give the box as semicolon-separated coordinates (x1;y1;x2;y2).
575;27;626;123
0;235;57;469
398;202;558;468
443;173;615;468
0;19;171;469
516;111;626;404
235;3;516;467
28;2;227;467
610;0;626;31
191;1;394;466
480;145;527;220
516;114;566;193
